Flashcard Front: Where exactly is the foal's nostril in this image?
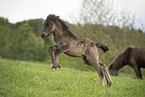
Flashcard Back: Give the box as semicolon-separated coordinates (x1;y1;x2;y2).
41;34;44;38
41;32;46;38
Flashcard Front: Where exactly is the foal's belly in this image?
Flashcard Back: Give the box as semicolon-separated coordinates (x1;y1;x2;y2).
64;48;84;57
64;38;93;57
64;44;86;57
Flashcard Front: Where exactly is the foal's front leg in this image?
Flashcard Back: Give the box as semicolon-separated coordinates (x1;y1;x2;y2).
48;44;69;71
48;45;60;70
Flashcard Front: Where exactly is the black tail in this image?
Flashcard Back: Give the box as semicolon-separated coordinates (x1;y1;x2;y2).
95;42;109;52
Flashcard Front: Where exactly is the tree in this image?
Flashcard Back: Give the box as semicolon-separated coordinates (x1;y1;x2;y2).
15;23;45;61
0;18;46;61
79;0;116;25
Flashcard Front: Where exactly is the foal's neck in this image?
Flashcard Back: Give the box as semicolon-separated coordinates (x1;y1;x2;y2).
54;21;64;35
53;21;79;40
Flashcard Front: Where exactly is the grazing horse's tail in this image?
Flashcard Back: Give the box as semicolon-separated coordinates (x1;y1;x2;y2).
95;42;109;52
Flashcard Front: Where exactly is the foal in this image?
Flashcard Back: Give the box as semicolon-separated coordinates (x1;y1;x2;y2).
41;14;112;86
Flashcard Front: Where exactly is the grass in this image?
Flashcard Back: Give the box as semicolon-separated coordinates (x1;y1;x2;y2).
0;58;145;97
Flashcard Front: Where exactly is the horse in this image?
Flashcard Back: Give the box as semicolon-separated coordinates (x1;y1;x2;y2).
109;47;145;79
40;14;112;86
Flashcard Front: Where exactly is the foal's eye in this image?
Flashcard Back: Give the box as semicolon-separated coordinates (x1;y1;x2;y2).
48;25;51;27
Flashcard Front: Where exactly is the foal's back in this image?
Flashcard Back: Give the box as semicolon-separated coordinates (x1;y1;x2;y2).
64;38;95;57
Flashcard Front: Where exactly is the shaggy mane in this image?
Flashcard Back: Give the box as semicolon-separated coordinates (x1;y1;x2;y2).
46;14;71;31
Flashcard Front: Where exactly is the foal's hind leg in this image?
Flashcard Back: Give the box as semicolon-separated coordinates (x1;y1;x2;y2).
83;55;112;87
82;55;91;66
85;46;105;86
99;63;112;87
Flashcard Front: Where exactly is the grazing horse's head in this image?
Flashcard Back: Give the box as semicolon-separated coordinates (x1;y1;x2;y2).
109;54;122;76
41;14;59;38
109;47;131;76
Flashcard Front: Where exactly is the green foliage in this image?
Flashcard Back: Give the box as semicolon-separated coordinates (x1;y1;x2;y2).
0;58;145;97
14;19;44;36
0;17;45;61
0;15;145;68
71;23;145;65
0;17;9;25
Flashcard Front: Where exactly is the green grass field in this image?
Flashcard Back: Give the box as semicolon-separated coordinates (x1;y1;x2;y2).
0;58;145;97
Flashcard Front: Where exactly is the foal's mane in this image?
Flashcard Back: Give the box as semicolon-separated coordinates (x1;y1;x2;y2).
46;14;78;39
47;14;71;31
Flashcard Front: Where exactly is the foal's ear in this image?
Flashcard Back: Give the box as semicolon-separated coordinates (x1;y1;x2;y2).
56;16;60;21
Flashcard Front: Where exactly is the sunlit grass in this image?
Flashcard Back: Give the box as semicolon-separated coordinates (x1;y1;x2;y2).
0;58;145;97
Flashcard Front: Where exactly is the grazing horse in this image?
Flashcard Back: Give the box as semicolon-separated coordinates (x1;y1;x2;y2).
41;14;112;86
109;47;145;79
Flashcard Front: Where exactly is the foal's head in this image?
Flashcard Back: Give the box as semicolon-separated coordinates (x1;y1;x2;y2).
41;14;59;38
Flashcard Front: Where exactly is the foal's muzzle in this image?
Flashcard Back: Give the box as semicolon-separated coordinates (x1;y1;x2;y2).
41;32;47;38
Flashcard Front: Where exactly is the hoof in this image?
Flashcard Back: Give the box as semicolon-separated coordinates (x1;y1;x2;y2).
51;68;56;71
58;64;61;68
107;81;112;87
138;77;142;79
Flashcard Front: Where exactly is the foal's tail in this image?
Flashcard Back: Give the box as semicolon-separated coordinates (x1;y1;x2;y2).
95;42;109;52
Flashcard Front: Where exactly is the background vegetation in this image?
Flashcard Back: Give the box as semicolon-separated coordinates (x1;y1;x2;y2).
0;0;145;70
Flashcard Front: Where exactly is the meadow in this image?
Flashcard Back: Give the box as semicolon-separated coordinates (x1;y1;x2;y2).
0;57;145;97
